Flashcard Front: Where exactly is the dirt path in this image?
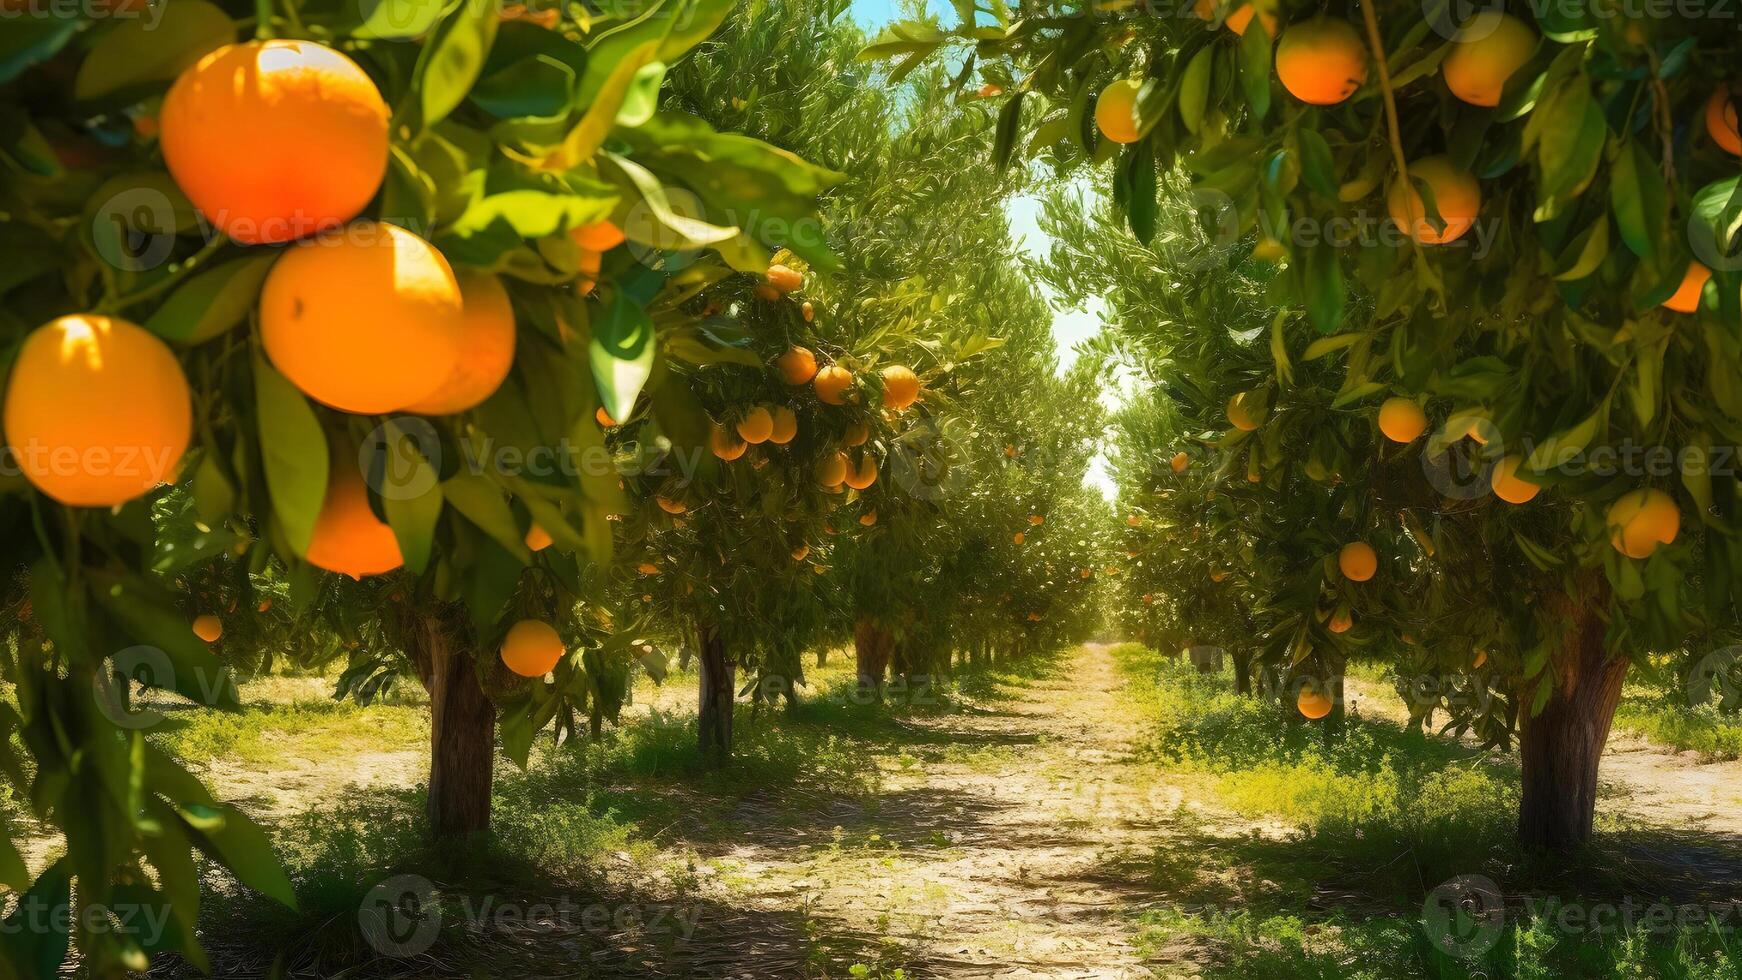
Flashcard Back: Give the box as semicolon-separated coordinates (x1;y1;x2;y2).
697;643;1197;978
1343;675;1742;839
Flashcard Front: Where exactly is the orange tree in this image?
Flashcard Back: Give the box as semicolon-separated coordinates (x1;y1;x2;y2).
0;0;845;969
884;2;1742;849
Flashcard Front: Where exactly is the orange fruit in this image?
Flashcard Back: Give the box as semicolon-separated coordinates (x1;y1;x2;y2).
710;424;747;461
1442;13;1536;107
597;406;618;427
801;301;815;322
843;421;870;446
1708;87;1741;155
737;406;774;444
257;599;273;613
1328;609;1352;634
1387;156;1481;245
1209;569;1227;582
777;346;819;385
1027;612;1042;621
1473;650;1489;669
161;41;388;244
1338;541;1377;582
191;614;222;643
655;496;687;514
636;561;660;576
844;454;878;490
1297;685;1334;719
261;222;464;414
1095;79;1143;144
765;264;803;294
768;405;798;445
1171;451;1189;473
1029;514;1045;526
3;315;191;507
881;365;920;410
306;457;404;579
403;272;515;415
1662;262;1710;314
1223;3;1277;36
1014;532;1026;545
1227;390;1266;431
1005;444;1018;458
859;509;877;526
501;619;564;678
1607;489;1680;558
978;83;1004;97
1276;18;1368;106
1127;514;1143;526
816;452;849;487
525;523;553;552
1378;397;1428;443
814;364;853;405
1490;455;1540;504
791;544;810;561
569;220;624;252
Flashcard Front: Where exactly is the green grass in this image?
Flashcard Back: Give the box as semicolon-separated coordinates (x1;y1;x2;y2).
153;697;427;765
1614;692;1742;761
1109;641;1742;980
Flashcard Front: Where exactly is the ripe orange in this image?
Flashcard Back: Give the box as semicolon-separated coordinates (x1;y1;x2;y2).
816;452;849;487
191;614;222;643
791;544;810;561
737;406;774;444
1328;609;1352;634
1095;79;1143;144
1209;569;1227;582
655;496;687;514
1378;397;1428;443
3;315;191;507
306;458;404;579
501;619;564;678
710;424;747;461
261;222;464;414
1223;3;1276;35
636;561;660;576
1276;19;1368;106
161;41;388;244
1607;488;1680;558
1297;685;1334;719
801;301;815;322
525;523;553;552
1442;13;1536;107
881;365;921;410
1387;157;1481;245
765;264;803;294
768;405;798;445
257;599;273;613
1171;451;1190;473
1338;541;1377;582
1127;514;1143;526
814;364;853;405
843;421;870;446
1662;262;1710;313
1490;455;1540;504
597;406;618;428
1226;390;1266;431
1707;87;1741;155
404;272;515;415
1005;444;1018;458
1473;650;1489;669
844;454;878;490
1027;612;1042;621
859;509;877;526
569;220;624;252
1014;532;1026;544
777;346;818;385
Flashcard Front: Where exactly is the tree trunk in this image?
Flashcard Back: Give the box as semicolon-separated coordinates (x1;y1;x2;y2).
1517;588;1626;851
413;619;494;839
697;624;734;763
1233;650;1253;695
854;615;889;701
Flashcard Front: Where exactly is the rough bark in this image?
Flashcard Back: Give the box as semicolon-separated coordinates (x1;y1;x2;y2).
697;624;734;762
1233;650;1253;696
409;615;494;839
854;615;891;700
1517;585;1627;851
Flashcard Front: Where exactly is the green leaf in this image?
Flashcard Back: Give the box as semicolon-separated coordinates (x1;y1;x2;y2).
575;0;733;108
354;0;448;39
1551;216;1609;282
185;805;296;909
993;91;1025;173
857;20;946;61
1296;128;1337;199
144;255;274;345
616;60;666;128
253;355;329;557
416;1;499;130
597;149;740;251
1524;400;1606;472
190;452;235;525
1610;139;1667;261
74;0;235;102
0;19;78;86
590;290;656;423
1532;78;1605;221
377;420;443;574
1238;19;1272;122
91;571;243;712
1;861;69;975
443;471;530;561
1178;46;1212;135
1301;240;1344;333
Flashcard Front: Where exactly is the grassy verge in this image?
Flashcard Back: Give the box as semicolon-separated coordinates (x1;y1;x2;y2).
1109;642;1742;980
1614;692;1742;761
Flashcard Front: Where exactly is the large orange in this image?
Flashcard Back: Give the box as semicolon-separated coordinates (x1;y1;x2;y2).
710;423;747;461
816;451;849;487
501;619;564;678
737;406;774;444
1297;685;1333;719
404;272;515;415
1442;13;1536;107
1607;489;1680;559
1276;18;1368;106
765;264;803;294
777;346;818;385
569;220;625;252
1171;451;1190;473
306;458;404;579
1490;455;1540;504
1707;87;1741;155
1387;156;1481;245
814;364;853;405
1377;397;1427;443
881;365;920;410
844;453;878;490
1226;390;1266;431
4;315;191;506
1095;79;1143;144
191;614;222;643
1338;541;1377;581
1662;262;1710;314
768;405;798;445
161;40;389;244
261;222;464;414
